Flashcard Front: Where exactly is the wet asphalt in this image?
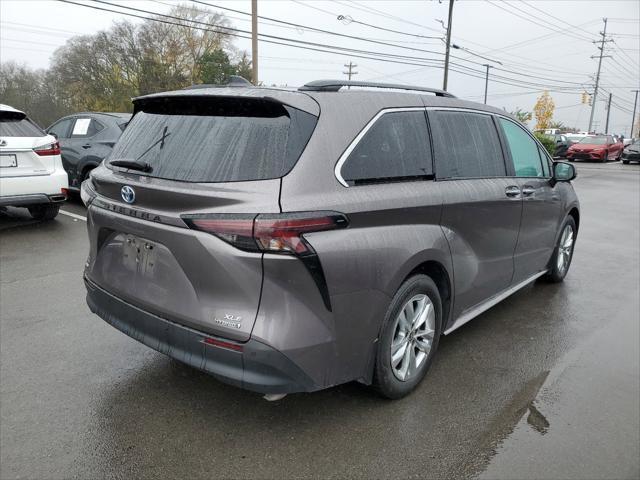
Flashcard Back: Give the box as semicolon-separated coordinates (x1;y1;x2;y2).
1;161;639;480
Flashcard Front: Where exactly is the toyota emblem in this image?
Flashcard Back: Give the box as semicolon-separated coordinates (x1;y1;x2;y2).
121;185;135;204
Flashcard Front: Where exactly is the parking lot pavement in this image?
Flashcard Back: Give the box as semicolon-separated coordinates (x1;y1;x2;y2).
1;162;639;479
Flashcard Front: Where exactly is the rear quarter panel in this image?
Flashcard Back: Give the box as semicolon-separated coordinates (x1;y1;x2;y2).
269;93;454;387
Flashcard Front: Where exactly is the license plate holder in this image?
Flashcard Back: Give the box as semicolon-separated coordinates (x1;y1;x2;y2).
0;154;17;168
122;234;158;277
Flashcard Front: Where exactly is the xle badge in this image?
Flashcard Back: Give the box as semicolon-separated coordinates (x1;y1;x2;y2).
215;314;242;329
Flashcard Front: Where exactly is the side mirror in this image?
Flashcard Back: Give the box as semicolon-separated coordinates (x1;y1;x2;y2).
553;161;576;182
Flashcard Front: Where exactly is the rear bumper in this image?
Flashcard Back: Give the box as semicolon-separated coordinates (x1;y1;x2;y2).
0;192;66;207
84;276;317;394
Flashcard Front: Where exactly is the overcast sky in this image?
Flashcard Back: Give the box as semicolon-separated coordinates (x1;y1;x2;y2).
1;0;639;134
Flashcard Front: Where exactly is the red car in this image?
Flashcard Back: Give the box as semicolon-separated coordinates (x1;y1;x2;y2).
566;135;624;162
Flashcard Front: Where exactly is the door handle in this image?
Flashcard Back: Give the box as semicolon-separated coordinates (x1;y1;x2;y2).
505;185;521;197
522;185;536;196
82;144;91;149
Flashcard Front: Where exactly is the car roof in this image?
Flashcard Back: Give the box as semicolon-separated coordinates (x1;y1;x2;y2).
0;104;26;115
70;112;132;120
134;82;511;120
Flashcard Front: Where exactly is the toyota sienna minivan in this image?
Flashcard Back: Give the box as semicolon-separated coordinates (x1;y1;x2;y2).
82;79;579;399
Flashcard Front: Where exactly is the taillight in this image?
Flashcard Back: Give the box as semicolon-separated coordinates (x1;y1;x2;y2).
183;212;348;256
34;142;61;156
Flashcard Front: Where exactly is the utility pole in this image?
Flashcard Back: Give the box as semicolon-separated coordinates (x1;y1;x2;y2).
605;92;612;134
483;64;492;104
442;0;455;91
251;0;258;85
631;90;639;138
343;61;358;81
588;18;613;133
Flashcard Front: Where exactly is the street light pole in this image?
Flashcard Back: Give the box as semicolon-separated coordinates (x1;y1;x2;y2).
442;0;454;91
251;0;258;85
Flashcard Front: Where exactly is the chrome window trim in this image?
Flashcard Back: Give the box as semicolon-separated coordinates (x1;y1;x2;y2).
333;105;538;187
334;107;426;188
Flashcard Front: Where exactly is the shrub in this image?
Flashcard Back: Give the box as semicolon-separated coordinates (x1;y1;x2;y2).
534;132;556;157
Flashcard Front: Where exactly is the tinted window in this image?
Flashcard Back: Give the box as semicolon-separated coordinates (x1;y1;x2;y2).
48;118;73;138
109;98;317;183
71;118;104;138
0;112;44;137
499;118;544;177
341;111;432;185
538;147;551;176
430;111;505;179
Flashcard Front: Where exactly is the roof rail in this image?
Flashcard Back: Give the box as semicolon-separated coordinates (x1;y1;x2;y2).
183;75;253;90
298;80;456;97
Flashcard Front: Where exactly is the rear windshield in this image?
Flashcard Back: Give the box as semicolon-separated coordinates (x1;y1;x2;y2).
0;111;45;137
108;97;317;183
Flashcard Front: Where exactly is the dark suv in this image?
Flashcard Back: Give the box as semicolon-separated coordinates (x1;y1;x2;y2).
81;80;579;399
47;112;131;189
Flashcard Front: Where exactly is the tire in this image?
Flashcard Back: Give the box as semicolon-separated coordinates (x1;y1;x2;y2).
568;158;575;162
373;275;442;399
622;160;630;165
28;204;60;220
544;216;577;283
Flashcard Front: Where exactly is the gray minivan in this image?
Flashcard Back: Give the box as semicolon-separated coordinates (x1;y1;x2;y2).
81;80;579;399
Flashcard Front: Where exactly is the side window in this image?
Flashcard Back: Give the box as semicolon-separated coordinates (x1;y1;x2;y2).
499;118;545;177
538;146;551;177
430;111;505;179
47;118;74;139
341;111;432;186
70;118;104;138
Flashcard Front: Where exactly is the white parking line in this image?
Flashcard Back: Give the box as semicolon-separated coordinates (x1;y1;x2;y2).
59;209;87;222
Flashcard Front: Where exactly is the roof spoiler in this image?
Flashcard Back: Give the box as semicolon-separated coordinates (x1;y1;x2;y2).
298;80;456;97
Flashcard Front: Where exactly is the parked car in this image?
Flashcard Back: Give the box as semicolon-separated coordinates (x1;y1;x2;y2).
81;79;580;399
621;139;640;164
545;133;571;157
47;112;131;190
566;135;624;162
0;104;67;220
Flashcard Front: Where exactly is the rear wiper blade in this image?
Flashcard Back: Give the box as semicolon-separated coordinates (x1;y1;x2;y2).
109;159;152;172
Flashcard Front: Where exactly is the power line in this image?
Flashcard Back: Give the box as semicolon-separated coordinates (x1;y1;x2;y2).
192;0;595;86
190;0;444;52
484;0;594;44
54;0;588;93
518;0;597;38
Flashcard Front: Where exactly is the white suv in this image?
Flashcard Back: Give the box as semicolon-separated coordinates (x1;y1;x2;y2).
0;104;68;220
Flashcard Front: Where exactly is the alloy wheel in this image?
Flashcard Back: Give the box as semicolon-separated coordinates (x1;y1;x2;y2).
557;224;574;274
390;294;435;382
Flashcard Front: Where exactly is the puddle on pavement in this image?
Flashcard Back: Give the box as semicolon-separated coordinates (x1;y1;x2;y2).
526;402;550;435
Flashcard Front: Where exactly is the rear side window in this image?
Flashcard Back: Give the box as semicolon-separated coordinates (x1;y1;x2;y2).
48;118;74;139
71;118;104;138
109;97;317;183
430;111;505;179
0;111;44;137
499;118;545;177
341;111;432;186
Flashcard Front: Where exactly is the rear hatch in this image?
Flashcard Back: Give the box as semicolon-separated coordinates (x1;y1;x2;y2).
85;93;318;341
0;111;57;178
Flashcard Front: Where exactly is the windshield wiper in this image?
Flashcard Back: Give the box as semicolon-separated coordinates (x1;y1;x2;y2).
109;159;152;172
135;126;170;162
